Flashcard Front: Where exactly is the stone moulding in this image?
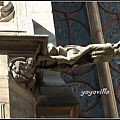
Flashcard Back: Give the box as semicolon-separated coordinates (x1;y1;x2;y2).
0;34;48;55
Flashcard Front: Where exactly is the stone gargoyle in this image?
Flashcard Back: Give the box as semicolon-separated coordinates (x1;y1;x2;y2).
35;41;120;72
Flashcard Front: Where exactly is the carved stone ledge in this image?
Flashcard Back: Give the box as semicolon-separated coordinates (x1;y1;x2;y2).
0;34;48;54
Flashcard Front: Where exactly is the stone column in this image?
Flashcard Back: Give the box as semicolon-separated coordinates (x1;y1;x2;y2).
86;2;119;118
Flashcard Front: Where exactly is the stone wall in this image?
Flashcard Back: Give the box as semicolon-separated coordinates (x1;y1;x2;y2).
9;79;36;118
0;55;10;118
29;1;56;46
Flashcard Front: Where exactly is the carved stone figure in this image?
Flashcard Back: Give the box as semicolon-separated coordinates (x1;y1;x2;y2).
0;1;15;22
8;41;120;89
36;41;120;72
8;57;36;91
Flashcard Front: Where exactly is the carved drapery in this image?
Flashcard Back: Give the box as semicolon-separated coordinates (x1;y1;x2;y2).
0;1;15;22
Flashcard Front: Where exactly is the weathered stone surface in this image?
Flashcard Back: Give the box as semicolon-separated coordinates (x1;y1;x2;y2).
36;41;120;72
9;79;36;118
0;34;48;54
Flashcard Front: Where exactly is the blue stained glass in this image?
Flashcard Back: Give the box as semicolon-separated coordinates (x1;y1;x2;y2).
52;2;83;13
67;82;97;109
55;21;70;45
85;98;104;118
75;67;100;88
70;4;90;28
103;20;120;43
52;2;104;118
70;20;91;45
98;2;120;117
52;11;66;22
99;2;120;13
